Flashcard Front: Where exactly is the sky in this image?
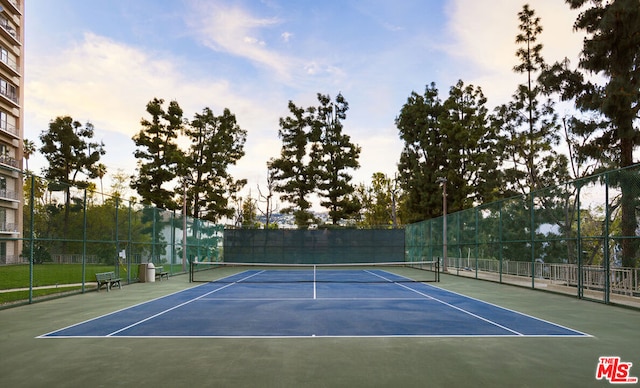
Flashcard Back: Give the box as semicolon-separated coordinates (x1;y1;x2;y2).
24;0;585;208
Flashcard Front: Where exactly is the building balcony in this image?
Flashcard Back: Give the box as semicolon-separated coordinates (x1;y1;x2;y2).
0;15;19;46
0;154;20;169
0;53;19;76
5;0;21;14
0;83;17;105
0;222;18;233
0;188;17;200
0;120;18;137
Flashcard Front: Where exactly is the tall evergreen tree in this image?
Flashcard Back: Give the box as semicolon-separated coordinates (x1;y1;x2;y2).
440;80;503;208
540;1;640;268
565;0;640;268
40;117;105;188
39;116;105;241
495;4;568;195
309;93;361;224
184;107;247;222
131;98;184;210
269;101;316;228
396;83;445;223
396;81;498;223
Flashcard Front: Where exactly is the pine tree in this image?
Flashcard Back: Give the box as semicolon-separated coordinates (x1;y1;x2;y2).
566;0;640;267
495;4;567;195
440;80;503;208
184;107;247;222
396;83;445;223
269;101;316;228
131;98;184;210
396;81;499;222
39;116;105;240
309;93;361;224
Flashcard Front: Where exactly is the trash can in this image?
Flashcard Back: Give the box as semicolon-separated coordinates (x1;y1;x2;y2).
146;262;156;283
138;263;148;282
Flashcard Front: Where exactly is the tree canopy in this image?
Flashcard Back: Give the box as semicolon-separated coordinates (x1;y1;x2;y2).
270;93;361;227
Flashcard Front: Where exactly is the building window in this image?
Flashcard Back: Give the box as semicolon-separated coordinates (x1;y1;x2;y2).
0;110;17;135
0;47;7;64
0;78;17;102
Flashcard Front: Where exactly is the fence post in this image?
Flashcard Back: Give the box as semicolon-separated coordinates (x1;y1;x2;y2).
530;192;535;289
152;207;157;264
604;171;610;304
28;175;35;304
171;210;176;274
475;208;479;279
499;200;503;284
577;183;583;299
81;188;87;293
115;196;120;277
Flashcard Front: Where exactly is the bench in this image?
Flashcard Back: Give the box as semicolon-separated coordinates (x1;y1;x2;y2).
155;266;169;281
95;271;122;292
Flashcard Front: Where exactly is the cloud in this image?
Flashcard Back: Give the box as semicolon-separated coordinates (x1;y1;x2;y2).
281;31;293;42
186;1;295;80
25;31;284;180
27;33;170;138
26;32;275;138
443;0;583;105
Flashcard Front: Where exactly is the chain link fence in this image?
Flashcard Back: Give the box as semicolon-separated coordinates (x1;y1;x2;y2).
5;165;640;308
406;164;640;307
0;174;222;306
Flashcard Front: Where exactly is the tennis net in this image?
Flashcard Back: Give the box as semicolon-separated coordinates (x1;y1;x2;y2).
189;260;440;283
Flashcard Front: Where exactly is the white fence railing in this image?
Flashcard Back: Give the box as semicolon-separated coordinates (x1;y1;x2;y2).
448;257;640;297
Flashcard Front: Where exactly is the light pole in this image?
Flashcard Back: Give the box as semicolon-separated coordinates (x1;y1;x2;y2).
182;179;188;273
436;177;447;272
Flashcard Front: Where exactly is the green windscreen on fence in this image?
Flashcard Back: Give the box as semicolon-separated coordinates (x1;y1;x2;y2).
223;229;405;264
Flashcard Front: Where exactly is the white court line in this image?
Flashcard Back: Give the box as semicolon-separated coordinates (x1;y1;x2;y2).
365;269;590;337
37;281;220;338
365;270;524;336
105;271;266;337
405;277;593;337
198;297;428;301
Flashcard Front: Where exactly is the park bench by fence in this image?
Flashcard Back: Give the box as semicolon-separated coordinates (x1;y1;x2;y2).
95;271;122;292
155;266;169;281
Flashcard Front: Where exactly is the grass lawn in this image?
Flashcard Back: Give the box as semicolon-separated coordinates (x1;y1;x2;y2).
0;263;186;306
0;286;84;305
0;264;122;305
0;263;124;289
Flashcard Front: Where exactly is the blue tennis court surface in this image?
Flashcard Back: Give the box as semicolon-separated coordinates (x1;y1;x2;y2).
40;269;590;338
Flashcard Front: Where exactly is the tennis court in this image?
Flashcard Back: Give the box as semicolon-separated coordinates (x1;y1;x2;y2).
40;265;587;338
2;271;638;387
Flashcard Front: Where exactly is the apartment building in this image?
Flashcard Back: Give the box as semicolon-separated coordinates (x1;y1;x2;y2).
0;0;23;264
